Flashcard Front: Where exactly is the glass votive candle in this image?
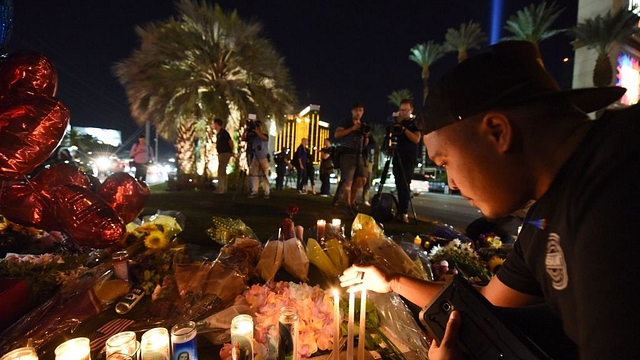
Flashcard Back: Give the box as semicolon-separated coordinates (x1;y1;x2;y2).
105;331;138;359
54;338;91;360
0;347;38;360
140;328;170;360
230;315;253;360
331;219;343;236
170;321;198;360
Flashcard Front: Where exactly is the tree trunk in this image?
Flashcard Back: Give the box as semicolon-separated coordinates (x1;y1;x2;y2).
175;122;196;174
593;53;613;87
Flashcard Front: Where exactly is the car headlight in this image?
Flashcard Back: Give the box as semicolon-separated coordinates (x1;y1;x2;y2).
95;157;111;171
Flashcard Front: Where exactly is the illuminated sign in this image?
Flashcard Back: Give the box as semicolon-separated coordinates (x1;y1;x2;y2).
74;126;122;147
616;53;640;106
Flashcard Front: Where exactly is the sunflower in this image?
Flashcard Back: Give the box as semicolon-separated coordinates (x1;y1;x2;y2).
488;256;505;274
144;230;169;249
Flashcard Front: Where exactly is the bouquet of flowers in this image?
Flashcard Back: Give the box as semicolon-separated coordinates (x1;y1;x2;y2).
221;281;334;359
428;239;492;283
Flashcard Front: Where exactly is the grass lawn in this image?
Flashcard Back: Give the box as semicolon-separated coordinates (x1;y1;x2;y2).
141;182;444;248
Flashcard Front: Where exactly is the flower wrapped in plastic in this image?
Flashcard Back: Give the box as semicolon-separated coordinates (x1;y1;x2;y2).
366;292;430;359
350;214;427;280
0;261;130;354
255;218;309;282
207;216;258;246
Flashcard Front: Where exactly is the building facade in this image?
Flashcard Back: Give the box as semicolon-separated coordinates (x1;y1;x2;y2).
274;104;330;163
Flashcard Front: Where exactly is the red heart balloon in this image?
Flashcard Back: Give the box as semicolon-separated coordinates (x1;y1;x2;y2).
0;95;70;178
0;50;58;98
0;183;58;230
31;163;91;193
52;184;125;248
97;172;150;224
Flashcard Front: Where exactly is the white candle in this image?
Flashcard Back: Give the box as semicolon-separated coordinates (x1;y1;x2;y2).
317;219;326;241
357;290;367;360
140;328;170;360
347;289;355;360
333;289;340;359
1;347;38;360
54;338;91;360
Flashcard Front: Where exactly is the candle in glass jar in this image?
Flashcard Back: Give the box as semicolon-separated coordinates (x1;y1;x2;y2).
346;290;355;360
332;289;340;359
331;219;342;236
140;328;170;360
317;219;326;242
105;331;138;359
171;321;198;360
0;347;38;360
54;338;91;360
230;315;254;360
357;290;367;360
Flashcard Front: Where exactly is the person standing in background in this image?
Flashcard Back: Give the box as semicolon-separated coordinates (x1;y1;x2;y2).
303;146;317;194
383;99;421;223
361;134;376;206
213;118;234;194
130;134;154;182
334;103;369;216
243;120;270;199
294;138;308;194
274;147;291;191
319;138;334;197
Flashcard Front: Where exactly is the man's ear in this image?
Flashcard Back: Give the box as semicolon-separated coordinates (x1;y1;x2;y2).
480;111;513;153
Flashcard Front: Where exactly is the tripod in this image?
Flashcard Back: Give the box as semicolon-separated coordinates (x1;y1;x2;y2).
374;145;418;224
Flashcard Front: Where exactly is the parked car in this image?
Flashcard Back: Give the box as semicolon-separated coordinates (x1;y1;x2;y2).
371;173;430;196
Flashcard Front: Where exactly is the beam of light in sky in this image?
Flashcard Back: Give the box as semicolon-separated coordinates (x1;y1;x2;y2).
490;0;503;44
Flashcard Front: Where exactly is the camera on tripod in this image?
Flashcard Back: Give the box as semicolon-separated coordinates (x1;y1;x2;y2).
386;114;404;149
245;113;260;143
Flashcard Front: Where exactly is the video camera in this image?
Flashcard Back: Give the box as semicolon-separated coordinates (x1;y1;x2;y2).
246;113;259;132
359;121;371;134
386;112;404;147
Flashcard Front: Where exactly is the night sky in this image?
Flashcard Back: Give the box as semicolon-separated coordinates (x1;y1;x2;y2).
5;0;578;155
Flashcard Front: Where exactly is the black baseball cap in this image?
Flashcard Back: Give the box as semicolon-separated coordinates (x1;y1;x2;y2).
421;41;626;134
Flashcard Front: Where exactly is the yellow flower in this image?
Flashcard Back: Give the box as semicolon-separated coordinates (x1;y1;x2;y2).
485;235;503;249
144;230;169;249
488;256;505;274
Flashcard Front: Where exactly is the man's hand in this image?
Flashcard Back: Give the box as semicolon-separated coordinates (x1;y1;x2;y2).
428;311;465;360
339;264;393;293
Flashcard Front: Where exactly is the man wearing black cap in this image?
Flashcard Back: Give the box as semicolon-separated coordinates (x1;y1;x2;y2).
339;41;638;359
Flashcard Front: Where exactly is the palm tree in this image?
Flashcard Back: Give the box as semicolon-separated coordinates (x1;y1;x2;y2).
113;0;296;174
443;20;487;63
409;41;445;104
387;89;413;107
568;7;640;87
502;1;565;47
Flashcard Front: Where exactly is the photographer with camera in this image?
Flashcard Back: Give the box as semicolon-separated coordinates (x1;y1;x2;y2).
383;99;421;223
241;115;271;199
334;102;370;216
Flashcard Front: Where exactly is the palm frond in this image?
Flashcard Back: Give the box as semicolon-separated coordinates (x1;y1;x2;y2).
502;1;566;44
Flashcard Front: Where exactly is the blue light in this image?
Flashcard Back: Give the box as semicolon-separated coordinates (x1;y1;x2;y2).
490;0;503;44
